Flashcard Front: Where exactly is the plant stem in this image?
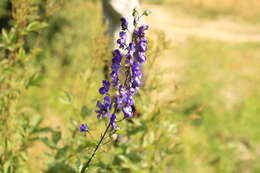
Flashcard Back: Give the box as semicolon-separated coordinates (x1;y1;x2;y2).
80;122;111;173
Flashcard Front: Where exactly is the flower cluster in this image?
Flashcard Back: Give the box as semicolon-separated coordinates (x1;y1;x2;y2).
96;14;149;129
79;124;89;132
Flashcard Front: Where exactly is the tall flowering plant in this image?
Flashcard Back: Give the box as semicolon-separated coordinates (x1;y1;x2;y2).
79;9;151;173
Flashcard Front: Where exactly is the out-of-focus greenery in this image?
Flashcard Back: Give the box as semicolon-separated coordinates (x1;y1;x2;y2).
1;0;260;173
171;38;260;173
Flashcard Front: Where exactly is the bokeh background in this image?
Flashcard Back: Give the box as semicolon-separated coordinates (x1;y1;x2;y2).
1;0;260;172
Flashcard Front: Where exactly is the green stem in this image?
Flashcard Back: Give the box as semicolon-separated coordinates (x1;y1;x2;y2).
80;122;111;173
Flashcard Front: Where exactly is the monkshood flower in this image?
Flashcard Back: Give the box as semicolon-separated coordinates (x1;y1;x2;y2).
96;14;149;129
79;10;151;173
117;31;127;49
79;124;88;132
99;80;110;95
120;17;128;30
96;96;111;119
110;114;117;129
97;14;149;129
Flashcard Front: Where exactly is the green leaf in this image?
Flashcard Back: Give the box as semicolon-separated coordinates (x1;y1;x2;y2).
9;28;17;43
127;151;142;163
17;47;27;59
41;137;56;149
76;141;97;153
143;10;152;16
80;105;91;118
52;130;61;144
55;146;69;159
26;21;48;32
3;160;12;173
24;72;44;88
33;127;53;133
59;91;73;105
2;29;9;43
76;159;83;173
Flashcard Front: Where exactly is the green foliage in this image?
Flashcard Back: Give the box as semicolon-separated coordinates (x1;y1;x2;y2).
0;0;55;172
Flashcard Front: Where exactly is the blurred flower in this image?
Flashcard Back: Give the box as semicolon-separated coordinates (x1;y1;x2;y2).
96;96;111;119
79;124;88;132
99;80;110;95
110;114;117;129
120;17;128;30
117;31;127;48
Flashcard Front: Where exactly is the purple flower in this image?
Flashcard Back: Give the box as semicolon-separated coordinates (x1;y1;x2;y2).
112;49;123;64
99;80;110;95
138;41;148;52
123;106;133;118
137;24;149;37
79;124;88;132
125;42;136;64
117;31;127;48
110;114;117;129
124;95;134;106
111;71;120;88
132;76;142;87
96;96;111;119
132;62;142;76
137;52;147;63
111;49;123;88
120;17;128;30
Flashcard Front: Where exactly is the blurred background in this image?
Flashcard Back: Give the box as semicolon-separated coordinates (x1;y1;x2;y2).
0;0;260;172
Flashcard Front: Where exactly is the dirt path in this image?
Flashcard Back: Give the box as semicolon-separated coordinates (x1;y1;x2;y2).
145;5;260;43
144;4;260;109
143;4;260;104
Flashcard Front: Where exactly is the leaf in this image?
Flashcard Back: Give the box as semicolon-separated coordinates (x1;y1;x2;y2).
2;29;9;43
76;141;97;153
29;116;43;133
9;28;17;43
52;130;61;144
41;137;56;149
3;160;12;173
143;10;152;16
76;159;83;173
127;151;142;163
59;91;73;105
80;105;91;118
55;146;69;159
33;127;53;133
24;72;44;88
17;47;27;59
26;21;48;32
0;43;5;48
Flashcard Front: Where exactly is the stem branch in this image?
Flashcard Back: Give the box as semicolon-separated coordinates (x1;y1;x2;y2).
80;122;111;173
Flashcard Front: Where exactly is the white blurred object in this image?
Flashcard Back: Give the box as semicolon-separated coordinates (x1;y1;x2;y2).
102;0;140;47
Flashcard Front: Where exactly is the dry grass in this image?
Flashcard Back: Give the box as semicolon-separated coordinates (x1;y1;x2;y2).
148;0;260;23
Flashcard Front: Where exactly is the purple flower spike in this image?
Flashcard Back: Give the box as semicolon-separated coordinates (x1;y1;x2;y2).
79;124;88;132
95;12;149;130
